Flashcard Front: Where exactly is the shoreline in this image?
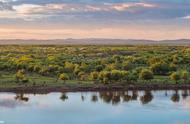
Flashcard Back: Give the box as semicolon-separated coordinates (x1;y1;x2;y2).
0;84;190;93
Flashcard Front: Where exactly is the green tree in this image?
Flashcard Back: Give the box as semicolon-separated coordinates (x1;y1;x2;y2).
98;71;111;84
64;62;75;73
180;70;189;83
111;70;123;81
170;72;181;84
123;61;133;71
90;71;99;81
95;65;104;72
139;69;154;80
59;73;69;83
15;69;28;83
150;62;170;75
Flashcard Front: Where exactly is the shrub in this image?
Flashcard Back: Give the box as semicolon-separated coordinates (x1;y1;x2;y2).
180;70;189;83
150;62;170;75
90;71;99;80
139;69;154;80
15;69;29;83
170;72;181;84
59;73;69;82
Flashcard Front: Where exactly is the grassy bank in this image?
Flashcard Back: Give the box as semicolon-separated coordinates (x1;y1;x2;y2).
0;71;189;89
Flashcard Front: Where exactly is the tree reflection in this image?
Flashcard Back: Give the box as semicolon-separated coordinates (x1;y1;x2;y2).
91;94;98;102
12;90;190;105
181;90;189;99
131;91;138;100
165;91;168;97
112;93;121;105
140;91;153;105
81;94;86;102
122;91;132;102
15;93;29;102
171;90;180;103
99;92;113;104
99;92;122;105
60;93;68;102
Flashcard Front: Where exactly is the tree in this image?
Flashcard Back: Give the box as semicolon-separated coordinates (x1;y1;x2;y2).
15;69;29;83
150;62;170;75
90;71;99;81
113;55;121;63
64;62;75;73
139;69;154;80
180;70;189;83
59;73;69;83
98;71;111;84
95;65;104;72
123;61;133;71
78;71;87;81
111;70;123;81
170;72;181;84
169;63;177;72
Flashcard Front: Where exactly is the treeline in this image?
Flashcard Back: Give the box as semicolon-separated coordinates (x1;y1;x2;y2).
0;45;190;84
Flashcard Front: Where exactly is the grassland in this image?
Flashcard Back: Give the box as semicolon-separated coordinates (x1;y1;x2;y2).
0;45;190;91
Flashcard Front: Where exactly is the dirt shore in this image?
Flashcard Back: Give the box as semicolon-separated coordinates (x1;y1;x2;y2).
0;84;190;93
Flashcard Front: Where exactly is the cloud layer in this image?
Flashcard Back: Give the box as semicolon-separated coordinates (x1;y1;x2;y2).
0;0;189;20
0;0;190;40
0;2;159;20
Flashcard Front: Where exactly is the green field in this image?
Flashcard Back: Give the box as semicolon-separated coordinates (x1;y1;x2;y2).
0;45;190;88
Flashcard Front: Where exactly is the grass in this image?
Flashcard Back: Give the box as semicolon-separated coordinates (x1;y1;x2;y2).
0;71;188;89
0;71;95;88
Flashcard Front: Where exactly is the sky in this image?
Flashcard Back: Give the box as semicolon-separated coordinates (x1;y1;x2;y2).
0;0;190;40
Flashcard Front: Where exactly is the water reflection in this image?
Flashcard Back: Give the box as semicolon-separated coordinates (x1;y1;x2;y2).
0;90;190;109
140;91;153;104
0;91;190;124
60;93;68;102
91;94;98;102
15;93;29;102
182;90;189;99
171;90;180;103
53;90;190;105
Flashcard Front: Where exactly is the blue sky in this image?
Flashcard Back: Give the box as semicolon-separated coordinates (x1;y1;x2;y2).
0;0;190;40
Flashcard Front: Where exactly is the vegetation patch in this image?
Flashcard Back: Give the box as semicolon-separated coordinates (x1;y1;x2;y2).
0;45;190;88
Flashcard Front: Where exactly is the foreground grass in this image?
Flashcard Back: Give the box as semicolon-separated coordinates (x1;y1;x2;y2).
0;71;189;89
0;71;95;88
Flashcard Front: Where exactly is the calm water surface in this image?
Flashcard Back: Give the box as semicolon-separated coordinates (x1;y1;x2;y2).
0;90;190;124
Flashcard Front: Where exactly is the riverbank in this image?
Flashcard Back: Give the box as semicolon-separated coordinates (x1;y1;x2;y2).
1;84;190;93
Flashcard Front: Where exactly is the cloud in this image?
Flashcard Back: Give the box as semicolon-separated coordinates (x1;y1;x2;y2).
10;3;157;14
0;0;17;3
0;1;13;10
0;2;158;20
111;3;157;11
182;15;190;19
13;2;157;14
0;1;189;22
13;4;68;14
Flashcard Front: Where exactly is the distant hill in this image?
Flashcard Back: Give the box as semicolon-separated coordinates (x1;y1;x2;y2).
0;38;190;45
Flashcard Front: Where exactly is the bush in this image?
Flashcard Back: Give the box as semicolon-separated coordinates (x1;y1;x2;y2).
180;70;189;80
180;70;189;83
95;65;104;72
59;73;69;82
90;71;99;80
15;69;29;83
139;69;154;80
150;62;171;75
170;72;181;84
